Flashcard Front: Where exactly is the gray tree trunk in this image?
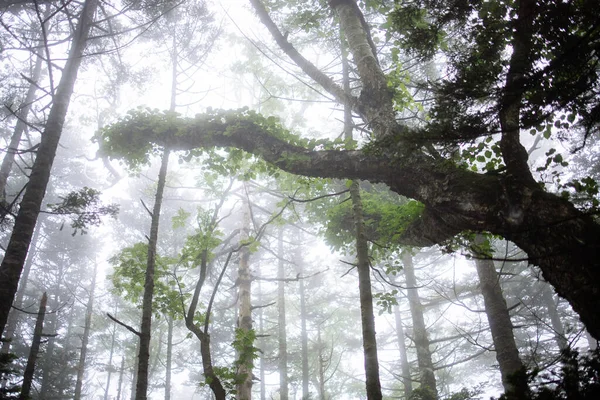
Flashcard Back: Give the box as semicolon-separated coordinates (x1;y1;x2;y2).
296;245;310;400
403;252;437;399
472;236;527;398
393;304;413;397
74;263;97;399
277;227;289;400
19;292;47;400
541;285;568;351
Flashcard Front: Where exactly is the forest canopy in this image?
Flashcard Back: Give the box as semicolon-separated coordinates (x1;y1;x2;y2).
0;0;599;399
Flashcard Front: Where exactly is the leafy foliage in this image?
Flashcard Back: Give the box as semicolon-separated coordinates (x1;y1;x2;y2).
109;242;186;318
47;187;119;235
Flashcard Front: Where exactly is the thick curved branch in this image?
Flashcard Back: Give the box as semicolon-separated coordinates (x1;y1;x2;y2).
249;0;357;110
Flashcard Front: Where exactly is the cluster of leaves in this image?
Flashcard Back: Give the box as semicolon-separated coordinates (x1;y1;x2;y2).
325;189;424;253
204;328;260;397
180;206;223;265
373;289;398;315
109;242;186;318
47;187;119;235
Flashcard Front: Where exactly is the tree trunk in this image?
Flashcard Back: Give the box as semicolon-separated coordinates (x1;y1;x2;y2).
74;263;97;399
1;222;42;355
104;318;118;400
393;304;413;397
341;35;382;399
0;0;99;338
165;316;173;400
403;252;437;400
541;284;568;352
297;247;310;400
236;195;253;400
277;227;289;400
472;237;527;398
19;292;47;400
117;356;125;400
257;277;266;400
317;328;326;400
0;34;44;204
135;148;170;400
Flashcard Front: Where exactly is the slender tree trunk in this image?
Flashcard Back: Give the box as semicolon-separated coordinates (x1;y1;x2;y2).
19;292;47;400
277;227;289;400
104;321;118;400
1;222;42;355
297;248;310;400
403;252;437;400
393;304;413;397
541;285;568;351
0;9;47;203
130;340;139;400
317;328;326;400
257;277;266;400
0;0;99;338
236;195;253;400
117;356;125;400
472;236;527;399
74;264;97;399
341;36;382;400
165;316;173;400
40;262;64;397
135;148;170;400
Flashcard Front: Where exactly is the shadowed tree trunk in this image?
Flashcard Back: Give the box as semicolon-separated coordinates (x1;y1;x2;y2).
135;148;170;400
74;263;97;400
403;252;437;399
19;292;47;400
472;236;527;398
0;0;99;339
165;316;173;400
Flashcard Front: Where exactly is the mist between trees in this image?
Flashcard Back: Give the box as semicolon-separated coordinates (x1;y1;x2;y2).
0;0;599;399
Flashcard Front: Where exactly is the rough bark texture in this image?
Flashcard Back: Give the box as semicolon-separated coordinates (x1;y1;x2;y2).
403;253;437;399
277;228;289;400
135;149;170;400
393;304;413;397
472;237;527;397
236;197;253;400
0;0;99;339
19;292;47;400
74;264;97;400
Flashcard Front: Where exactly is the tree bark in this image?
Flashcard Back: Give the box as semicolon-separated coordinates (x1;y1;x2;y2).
104;316;118;400
0;0;99;339
135;148;170;400
74;263;97;400
277;227;289;400
19;292;47;400
472;236;527;398
403;252;437;399
236;195;253;400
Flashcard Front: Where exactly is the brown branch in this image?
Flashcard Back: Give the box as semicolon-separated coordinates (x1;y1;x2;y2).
107;313;140;336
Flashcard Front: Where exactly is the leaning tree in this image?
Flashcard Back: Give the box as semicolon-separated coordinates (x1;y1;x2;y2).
98;0;600;340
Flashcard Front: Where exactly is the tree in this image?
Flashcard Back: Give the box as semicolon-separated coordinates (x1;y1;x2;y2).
0;0;100;338
98;0;600;341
